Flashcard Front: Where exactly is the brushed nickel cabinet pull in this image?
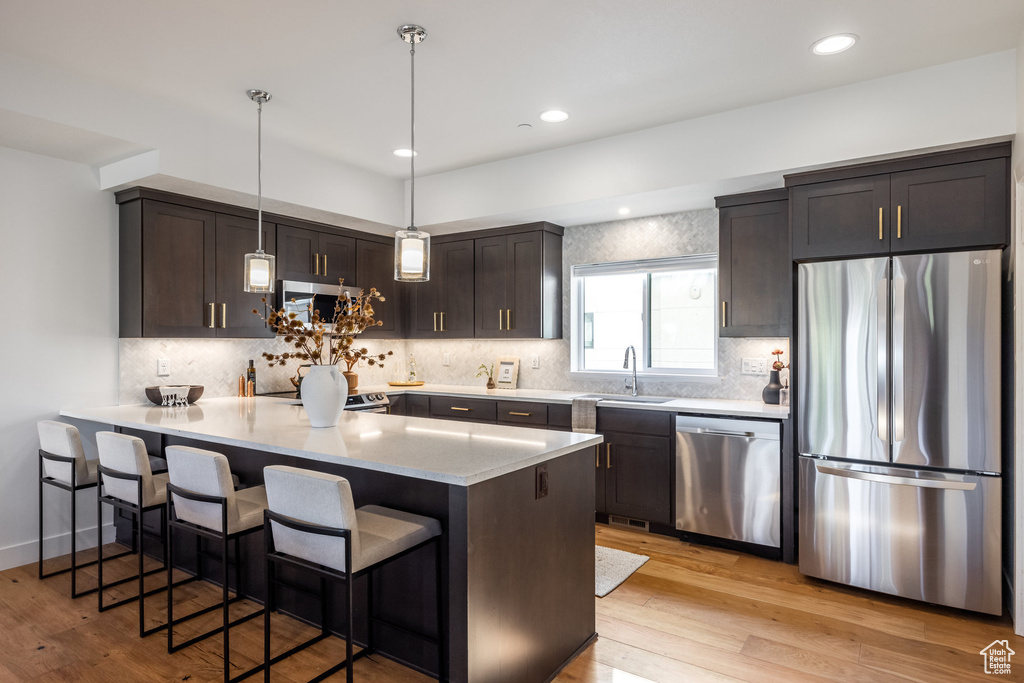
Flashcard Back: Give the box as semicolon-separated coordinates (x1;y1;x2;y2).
897;205;902;239
451;406;471;412
606;443;612;469
508;411;532;417
209;303;215;329
221;303;227;328
434;312;438;332
878;207;883;240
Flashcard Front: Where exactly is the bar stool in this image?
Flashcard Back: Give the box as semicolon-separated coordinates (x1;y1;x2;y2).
165;445;268;683
37;421;165;598
262;465;445;683
95;431;181;637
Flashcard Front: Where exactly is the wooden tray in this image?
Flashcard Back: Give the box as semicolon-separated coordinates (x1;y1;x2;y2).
387;381;425;386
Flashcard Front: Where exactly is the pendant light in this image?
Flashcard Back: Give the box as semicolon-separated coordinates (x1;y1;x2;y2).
394;24;430;282
243;89;276;293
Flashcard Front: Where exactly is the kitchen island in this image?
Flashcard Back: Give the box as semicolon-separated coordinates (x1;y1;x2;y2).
62;397;603;683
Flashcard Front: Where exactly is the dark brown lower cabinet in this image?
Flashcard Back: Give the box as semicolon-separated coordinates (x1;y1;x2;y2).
600;432;672;525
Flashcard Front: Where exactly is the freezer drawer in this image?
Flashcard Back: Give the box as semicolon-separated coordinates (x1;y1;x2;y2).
799;456;1001;615
675;416;780;547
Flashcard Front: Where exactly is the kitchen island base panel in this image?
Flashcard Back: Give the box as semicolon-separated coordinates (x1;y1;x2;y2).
111;429;596;682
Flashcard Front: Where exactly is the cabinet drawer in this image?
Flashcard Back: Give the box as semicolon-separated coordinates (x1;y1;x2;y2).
496;401;548;426
429;396;497;422
597;407;672;436
547;403;572;431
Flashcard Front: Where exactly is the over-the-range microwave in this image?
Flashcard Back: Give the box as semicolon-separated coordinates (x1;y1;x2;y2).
275;280;362;330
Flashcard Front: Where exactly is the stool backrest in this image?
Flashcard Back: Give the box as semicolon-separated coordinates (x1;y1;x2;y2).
165;446;239;532
263;465;361;572
95;432;158;506
37;420;89;485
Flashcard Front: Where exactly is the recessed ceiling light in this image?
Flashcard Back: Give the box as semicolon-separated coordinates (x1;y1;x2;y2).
539;109;569;123
618;207;631;216
811;33;858;56
393;148;417;158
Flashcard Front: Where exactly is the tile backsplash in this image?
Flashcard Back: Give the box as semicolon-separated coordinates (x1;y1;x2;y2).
119;207;788;404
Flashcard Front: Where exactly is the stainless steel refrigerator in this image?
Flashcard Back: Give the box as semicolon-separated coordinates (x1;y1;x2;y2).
797;249;1002;615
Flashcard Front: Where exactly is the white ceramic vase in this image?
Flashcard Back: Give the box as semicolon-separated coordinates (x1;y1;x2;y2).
300;364;346;427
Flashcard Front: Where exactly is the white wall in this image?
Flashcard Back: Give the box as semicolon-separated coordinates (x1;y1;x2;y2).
0;146;119;569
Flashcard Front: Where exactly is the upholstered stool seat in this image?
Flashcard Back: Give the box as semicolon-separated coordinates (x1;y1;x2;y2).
262;465;444;683
165;445;267;683
96;431;188;638
37;421;162;599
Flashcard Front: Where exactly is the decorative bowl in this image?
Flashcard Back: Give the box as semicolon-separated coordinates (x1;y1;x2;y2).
144;385;204;405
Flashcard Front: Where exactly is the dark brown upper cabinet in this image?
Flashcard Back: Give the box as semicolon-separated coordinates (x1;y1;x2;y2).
355;238;403;339
715;189;790;337
409;240;475;338
276;224;356;286
474;226;562;339
119;198;274;338
789;144;1009;261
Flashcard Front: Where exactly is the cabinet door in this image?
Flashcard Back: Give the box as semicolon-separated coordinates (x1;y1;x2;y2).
890;159;1008;253
439;240;475;338
319;232;357;285
214;214;275;338
506;232;544;338
356;239;402;338
408;243;443;338
141;201;216;337
719;199;790;337
474;235;509;337
276;225;318;282
791;176;891;260
604;433;672;525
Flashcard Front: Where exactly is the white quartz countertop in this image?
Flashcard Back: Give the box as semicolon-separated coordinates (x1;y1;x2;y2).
62;397;603;487
372;383;790;419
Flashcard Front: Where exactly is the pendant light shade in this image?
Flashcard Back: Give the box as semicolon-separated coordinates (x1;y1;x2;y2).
395;24;430;282
244;88;276;293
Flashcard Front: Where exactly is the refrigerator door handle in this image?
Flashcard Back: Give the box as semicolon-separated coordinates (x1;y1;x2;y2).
876;277;889;443
814;463;977;490
892;276;906;443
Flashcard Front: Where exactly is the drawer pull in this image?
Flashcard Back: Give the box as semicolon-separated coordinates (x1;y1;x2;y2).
451;407;471;412
508;411;532;417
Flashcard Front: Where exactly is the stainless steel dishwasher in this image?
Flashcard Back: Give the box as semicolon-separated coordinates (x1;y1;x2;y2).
675;415;781;548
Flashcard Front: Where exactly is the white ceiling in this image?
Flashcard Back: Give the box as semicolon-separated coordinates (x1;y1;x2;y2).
3;0;1023;181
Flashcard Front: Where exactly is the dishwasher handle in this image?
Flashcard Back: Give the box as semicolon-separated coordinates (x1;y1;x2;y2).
697;427;755;438
676;415;780;441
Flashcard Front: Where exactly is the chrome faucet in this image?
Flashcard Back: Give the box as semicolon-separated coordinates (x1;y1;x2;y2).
623;345;638;397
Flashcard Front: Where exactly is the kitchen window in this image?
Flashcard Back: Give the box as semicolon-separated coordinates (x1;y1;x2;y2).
570;255;718;379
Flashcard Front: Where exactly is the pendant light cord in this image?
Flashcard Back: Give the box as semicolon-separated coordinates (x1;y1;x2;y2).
257;98;264;252
409;39;416;230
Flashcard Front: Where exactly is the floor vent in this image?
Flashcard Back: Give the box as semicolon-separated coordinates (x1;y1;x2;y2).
609;515;649;532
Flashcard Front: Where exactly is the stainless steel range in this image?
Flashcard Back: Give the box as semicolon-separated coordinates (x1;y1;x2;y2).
262;390;390;413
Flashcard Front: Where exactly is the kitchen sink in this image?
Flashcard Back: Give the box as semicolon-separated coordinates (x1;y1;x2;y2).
576;394;675;404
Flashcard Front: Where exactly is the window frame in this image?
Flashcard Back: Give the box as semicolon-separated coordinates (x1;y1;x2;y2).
569;254;720;382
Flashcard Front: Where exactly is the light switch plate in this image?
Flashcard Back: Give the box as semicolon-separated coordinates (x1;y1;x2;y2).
157;358;170;377
531;355;540;369
442;352;450;366
741;358;767;375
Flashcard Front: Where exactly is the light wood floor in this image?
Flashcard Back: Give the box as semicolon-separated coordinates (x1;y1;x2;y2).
3;525;1020;682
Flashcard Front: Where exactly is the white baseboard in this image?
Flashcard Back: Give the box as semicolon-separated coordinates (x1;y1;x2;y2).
0;523;116;572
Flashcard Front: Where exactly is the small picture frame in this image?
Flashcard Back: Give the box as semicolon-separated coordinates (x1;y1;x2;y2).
495;357;520;389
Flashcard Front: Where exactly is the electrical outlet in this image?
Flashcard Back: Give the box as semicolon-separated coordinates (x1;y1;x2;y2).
741;358;767;375
442;352;450;366
157;358;170;377
531;355;540;369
